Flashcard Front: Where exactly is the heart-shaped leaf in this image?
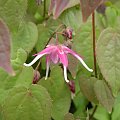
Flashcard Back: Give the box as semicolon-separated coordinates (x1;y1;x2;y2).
80;0;105;22
73;92;88;118
0;19;14;75
94;80;114;113
0;48;32;92
96;27;120;96
112;93;120;120
0;0;27;31
93;105;110;120
79;77;98;104
49;0;70;19
36;24;50;52
39;66;71;120
49;0;80;19
1;85;52;120
12;22;38;59
60;6;82;31
0;48;33;105
72;22;100;77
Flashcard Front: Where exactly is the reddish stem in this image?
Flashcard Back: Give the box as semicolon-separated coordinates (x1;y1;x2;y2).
92;12;97;78
90;12;98;120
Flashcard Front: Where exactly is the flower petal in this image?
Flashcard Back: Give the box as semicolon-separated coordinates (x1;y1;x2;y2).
57;48;68;67
63;46;93;72
24;55;42;67
33;45;55;56
24;45;54;67
45;56;50;80
73;54;93;72
63;65;69;83
50;49;59;64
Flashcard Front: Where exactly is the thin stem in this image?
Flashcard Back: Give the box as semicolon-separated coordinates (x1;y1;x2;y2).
89;105;98;120
92;12;97;78
33;59;41;83
43;0;46;18
35;59;41;71
89;12;98;119
45;24;66;47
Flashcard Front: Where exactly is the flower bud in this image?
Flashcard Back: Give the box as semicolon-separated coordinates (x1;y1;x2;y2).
33;70;40;84
68;80;75;93
63;27;73;39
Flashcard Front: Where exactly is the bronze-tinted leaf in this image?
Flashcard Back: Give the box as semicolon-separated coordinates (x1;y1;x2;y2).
49;0;80;19
48;0;56;15
49;0;70;19
96;28;120;96
79;77;98;104
0;19;14;75
54;0;70;19
68;55;78;79
80;0;105;22
94;80;114;113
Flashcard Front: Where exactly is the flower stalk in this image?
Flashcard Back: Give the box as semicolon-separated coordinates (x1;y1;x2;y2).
92;12;97;78
90;12;98;120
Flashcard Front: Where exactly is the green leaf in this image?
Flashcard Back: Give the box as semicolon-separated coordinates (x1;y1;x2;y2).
0;89;9;105
60;6;82;31
74;22;95;67
112;93;120;120
64;113;75;120
36;19;62;52
73;92;88;118
96;27;120;96
0;106;3;120
0;65;33;91
12;48;27;67
94;105;110;120
94;80;114;113
0;66;34;103
96;5;120;30
79;77;98;104
0;0;27;31
72;22;100;77
1;85;52;120
26;0;44;23
27;0;38;15
12;22;38;59
0;49;33;104
36;24;50;52
106;6;118;27
109;0;120;8
39;66;71;120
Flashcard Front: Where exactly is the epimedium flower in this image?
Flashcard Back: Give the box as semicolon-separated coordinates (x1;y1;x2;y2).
24;44;93;83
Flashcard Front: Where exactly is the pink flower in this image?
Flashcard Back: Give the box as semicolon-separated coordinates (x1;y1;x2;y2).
24;44;93;82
